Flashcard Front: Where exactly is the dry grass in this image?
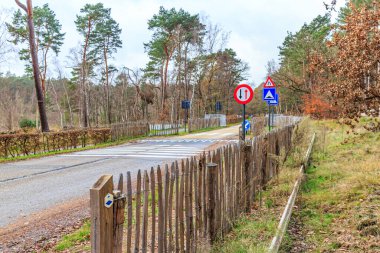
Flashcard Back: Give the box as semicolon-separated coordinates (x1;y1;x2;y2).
283;119;380;252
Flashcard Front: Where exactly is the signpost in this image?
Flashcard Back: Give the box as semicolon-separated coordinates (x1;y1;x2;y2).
262;77;278;131
234;84;254;141
182;100;191;132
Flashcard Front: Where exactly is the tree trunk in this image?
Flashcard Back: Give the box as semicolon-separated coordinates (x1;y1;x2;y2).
16;0;50;132
104;45;111;125
81;16;91;128
62;79;73;126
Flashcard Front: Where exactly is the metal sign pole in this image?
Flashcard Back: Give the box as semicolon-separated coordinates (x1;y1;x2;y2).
185;108;188;132
242;104;246;141
268;104;271;132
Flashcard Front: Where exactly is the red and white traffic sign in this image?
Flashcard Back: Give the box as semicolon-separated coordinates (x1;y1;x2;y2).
264;76;276;88
234;84;254;105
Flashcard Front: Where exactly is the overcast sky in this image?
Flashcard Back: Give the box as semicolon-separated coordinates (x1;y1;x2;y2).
0;0;346;85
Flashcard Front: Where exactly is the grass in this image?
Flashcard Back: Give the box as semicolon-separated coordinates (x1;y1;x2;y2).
212;213;279;253
54;221;91;252
282;119;380;252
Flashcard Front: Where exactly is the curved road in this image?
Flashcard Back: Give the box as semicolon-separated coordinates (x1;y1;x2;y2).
0;125;239;228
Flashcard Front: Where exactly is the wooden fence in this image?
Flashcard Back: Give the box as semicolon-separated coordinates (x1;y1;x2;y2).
149;121;182;136
110;122;149;141
90;123;296;253
188;118;220;133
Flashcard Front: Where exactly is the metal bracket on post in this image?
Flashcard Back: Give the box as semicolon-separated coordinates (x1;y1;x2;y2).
268;104;271;132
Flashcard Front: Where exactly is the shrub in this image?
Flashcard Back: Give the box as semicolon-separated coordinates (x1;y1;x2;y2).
19;118;36;129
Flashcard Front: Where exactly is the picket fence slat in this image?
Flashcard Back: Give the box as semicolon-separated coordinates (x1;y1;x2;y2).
134;170;142;253
142;171;149;253
126;172;133;253
174;161;180;253
150;168;156;253
164;165;170;252
168;163;175;253
157;167;164;253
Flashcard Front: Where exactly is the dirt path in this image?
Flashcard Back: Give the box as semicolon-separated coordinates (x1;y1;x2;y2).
0;197;88;253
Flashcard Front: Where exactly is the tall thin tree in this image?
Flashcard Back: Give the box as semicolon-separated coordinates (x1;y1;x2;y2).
14;0;49;132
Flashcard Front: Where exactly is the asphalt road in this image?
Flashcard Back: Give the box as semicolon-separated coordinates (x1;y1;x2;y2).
0;125;239;228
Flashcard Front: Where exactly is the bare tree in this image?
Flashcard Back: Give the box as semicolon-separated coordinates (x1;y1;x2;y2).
54;61;74;127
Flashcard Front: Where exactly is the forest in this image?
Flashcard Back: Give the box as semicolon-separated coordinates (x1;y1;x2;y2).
0;0;379;132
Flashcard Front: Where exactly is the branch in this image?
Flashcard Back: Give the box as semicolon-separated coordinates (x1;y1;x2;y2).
124;67;139;86
15;0;27;13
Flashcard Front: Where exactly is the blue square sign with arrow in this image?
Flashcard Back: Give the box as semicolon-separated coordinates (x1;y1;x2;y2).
244;119;251;131
263;88;276;101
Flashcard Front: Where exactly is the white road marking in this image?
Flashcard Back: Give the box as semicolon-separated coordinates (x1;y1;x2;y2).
61;154;190;159
61;142;209;159
139;139;237;143
62;138;238;159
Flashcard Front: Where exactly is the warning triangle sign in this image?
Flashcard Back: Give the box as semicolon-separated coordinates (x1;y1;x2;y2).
264;90;275;100
264;76;276;88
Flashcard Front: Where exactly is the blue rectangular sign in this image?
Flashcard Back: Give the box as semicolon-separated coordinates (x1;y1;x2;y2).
268;93;279;105
263;88;276;101
181;100;190;109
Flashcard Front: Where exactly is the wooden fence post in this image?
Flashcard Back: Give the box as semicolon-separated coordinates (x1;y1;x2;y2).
207;162;218;243
113;174;126;253
243;143;252;213
90;175;114;253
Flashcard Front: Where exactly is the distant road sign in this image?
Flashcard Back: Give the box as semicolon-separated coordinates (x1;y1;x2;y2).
181;100;190;109
244;120;251;131
234;84;254;105
264;76;276;88
263;88;276;101
215;101;222;111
